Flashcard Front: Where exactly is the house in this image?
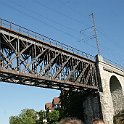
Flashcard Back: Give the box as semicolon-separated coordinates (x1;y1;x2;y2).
45;102;53;112
45;97;61;112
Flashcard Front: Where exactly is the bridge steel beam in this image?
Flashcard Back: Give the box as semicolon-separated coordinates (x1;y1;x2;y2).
0;22;98;91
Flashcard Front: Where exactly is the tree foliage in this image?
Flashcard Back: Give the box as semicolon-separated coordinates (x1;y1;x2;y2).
47;110;60;124
10;116;22;124
10;108;60;124
20;109;37;124
10;109;37;124
37;110;46;124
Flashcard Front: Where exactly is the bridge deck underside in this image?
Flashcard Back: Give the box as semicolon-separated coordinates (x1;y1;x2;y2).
0;26;98;91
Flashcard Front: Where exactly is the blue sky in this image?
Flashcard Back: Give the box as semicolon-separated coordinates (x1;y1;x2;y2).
0;0;124;124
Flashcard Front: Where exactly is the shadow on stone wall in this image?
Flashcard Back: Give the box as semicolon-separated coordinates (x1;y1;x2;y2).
113;109;124;124
60;90;103;124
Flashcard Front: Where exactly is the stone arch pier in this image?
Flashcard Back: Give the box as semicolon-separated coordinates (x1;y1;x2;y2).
97;55;124;124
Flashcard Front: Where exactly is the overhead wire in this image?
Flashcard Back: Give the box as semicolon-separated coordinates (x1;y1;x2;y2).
58;0;83;18
20;0;97;51
35;0;124;66
0;0;80;40
79;24;97;49
80;26;94;33
36;0;83;25
0;0;98;53
9;0;80;33
37;1;96;49
57;0;97;44
97;26;124;62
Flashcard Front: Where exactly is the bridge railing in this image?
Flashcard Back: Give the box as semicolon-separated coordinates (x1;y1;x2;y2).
0;18;95;61
103;57;124;71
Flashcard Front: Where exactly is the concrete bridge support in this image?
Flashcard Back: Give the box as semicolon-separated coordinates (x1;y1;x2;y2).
97;55;124;124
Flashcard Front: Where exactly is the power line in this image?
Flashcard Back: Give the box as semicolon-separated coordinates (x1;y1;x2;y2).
36;0;83;25
58;0;84;19
0;0;98;53
81;13;101;55
97;26;124;65
80;23;97;50
80;25;95;41
80;26;94;33
78;39;97;49
10;0;79;33
0;0;80;40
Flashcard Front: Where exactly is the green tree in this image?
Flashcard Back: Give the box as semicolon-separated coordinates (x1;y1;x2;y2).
9;109;38;124
10;116;22;124
47;110;60;124
20;109;37;124
37;110;47;124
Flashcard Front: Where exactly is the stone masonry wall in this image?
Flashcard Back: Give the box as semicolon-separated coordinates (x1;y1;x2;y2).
96;55;124;124
83;94;102;124
111;88;124;115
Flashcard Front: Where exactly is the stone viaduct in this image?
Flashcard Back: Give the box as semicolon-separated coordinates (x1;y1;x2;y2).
97;55;124;124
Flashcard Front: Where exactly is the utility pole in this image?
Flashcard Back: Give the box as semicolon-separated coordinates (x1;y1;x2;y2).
90;13;101;55
0;19;1;52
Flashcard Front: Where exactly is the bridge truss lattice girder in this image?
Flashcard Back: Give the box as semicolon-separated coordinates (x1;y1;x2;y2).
0;27;98;91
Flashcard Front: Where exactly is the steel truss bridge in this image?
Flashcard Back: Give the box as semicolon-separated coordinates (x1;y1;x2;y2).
0;18;98;91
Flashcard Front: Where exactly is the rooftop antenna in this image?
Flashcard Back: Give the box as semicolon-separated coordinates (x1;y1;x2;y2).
90;13;101;55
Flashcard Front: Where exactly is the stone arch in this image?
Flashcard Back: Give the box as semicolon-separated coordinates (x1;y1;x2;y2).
109;75;124;115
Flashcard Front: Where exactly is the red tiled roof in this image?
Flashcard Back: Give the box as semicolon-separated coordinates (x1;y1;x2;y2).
52;97;60;105
45;102;52;110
